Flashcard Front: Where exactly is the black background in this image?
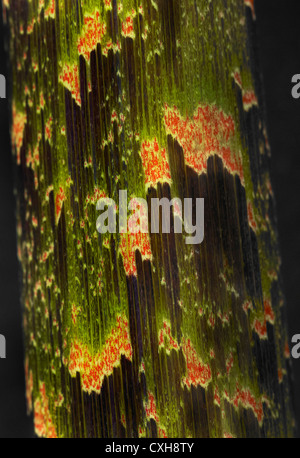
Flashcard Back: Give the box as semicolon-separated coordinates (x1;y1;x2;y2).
0;0;299;438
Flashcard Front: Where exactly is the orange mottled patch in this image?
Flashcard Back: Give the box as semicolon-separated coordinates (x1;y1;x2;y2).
145;392;167;438
182;338;212;389
71;303;80;325
158;321;179;354
26;142;40;176
242;300;252;313
122;14;135;39
68;316;132;393
45;184;54;201
140;138;172;189
231;384;263;425
77;11;106;61
27;17;35;34
242;90;258;111
39;92;45;111
54;393;64;409
45;0;55;18
232;70;242;89
32;216;38;228
59;63;81;106
104;0;112;10
34;382;57;438
164;104;244;183
232;70;258;111
214;386;221;406
85;187;107;206
226;352;234;375
12;103;27;164
127;197;149;233
208;313;215;328
253;317;267;339
38;0;45;14
264;298;275;325
119;231;152;276
145;392;159;423
253;299;275;339
284;341;290;359
45;116;52;142
55;186;66;224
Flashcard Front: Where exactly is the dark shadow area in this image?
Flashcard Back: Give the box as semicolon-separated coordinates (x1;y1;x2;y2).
0;6;34;438
256;0;300;437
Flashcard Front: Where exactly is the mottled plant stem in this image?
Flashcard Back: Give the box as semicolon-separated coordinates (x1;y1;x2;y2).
5;0;295;438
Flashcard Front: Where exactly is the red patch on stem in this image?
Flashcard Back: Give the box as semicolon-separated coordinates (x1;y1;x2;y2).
119;232;152;276
77;11;106;61
231;384;263;425
34;382;57;438
12;103;26;164
45;0;55;19
253;317;267;339
284;341;290;359
164;104;244;183
59;63;81;106
226;352;234;375
158;321;179;354
140;138;172;189
182;338;212;388
242;90;258;111
122;13;135;39
55;186;66;224
145;392;167;438
68;316;132;394
214;386;221;406
253;299;275;339
264;299;275;325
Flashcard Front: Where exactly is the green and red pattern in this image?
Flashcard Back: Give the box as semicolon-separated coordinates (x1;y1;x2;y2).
5;0;295;437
